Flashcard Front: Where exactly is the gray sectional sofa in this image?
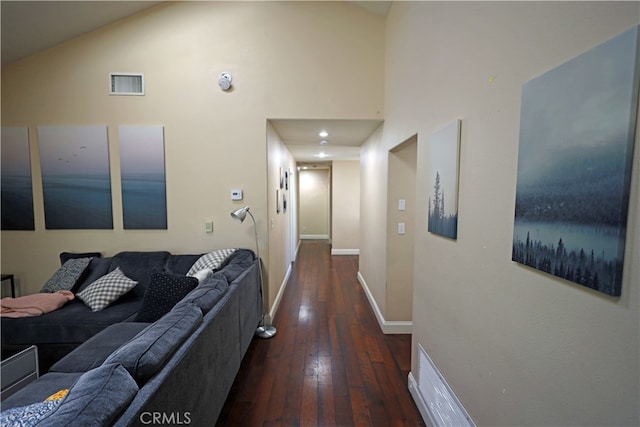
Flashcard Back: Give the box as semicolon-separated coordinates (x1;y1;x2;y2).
0;249;262;426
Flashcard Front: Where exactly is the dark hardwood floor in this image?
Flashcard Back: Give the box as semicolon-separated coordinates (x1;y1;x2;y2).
216;240;425;427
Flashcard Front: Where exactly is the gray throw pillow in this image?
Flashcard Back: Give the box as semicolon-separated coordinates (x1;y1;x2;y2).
41;257;92;293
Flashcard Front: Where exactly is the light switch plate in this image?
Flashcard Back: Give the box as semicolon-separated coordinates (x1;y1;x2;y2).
231;189;243;201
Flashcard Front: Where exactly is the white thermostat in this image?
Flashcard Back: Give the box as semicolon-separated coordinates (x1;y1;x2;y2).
231;189;243;201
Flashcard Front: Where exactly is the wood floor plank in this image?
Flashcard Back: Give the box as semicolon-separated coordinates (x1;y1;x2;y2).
349;386;373;427
217;241;424;427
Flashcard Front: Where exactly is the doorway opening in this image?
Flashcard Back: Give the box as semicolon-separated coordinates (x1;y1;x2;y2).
385;134;417;322
298;163;331;241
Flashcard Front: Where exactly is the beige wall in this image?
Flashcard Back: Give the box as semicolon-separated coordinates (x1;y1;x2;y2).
362;2;638;425
266;122;297;318
299;168;330;238
0;2;385;306
359;125;387;314
331;160;360;254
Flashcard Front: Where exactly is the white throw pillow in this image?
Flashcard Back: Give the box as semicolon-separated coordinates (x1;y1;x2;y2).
186;249;236;276
188;268;212;284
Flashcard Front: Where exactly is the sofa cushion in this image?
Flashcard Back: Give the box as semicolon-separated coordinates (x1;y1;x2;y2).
41;257;92;293
37;363;138;427
165;254;202;275
0;372;84;410
109;251;171;298
76;267;138;312
217;249;257;284
135;272;198;323
49;322;150;373
0;298;141;347
104;303;202;384
74;257;112;293
59;252;101;265
186;248;236;276
177;274;229;313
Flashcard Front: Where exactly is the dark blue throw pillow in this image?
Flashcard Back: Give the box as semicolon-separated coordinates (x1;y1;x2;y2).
135;272;198;323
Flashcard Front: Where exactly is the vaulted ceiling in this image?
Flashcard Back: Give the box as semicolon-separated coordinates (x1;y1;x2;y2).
1;1;389;163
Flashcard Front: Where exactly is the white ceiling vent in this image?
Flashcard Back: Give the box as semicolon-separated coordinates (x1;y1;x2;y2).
109;73;144;96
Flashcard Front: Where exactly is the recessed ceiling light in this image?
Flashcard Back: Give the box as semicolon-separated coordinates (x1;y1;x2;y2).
320;140;328;145
318;130;328;138
314;152;328;158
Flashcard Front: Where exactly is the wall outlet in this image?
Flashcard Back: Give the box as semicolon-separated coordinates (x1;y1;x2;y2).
398;222;405;234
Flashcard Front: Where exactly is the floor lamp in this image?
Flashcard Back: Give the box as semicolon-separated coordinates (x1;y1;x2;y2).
230;206;277;339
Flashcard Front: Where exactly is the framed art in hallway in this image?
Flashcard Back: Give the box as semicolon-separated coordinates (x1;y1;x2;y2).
279;166;284;189
427;119;461;240
38;125;113;229
512;25;639;297
1;127;34;230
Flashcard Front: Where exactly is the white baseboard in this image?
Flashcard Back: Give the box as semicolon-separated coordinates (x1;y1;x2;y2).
300;234;330;240
356;271;412;334
331;248;359;255
293;240;301;262
268;262;292;323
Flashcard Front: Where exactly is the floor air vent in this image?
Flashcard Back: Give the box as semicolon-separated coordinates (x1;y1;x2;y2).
416;344;474;427
109;73;144;95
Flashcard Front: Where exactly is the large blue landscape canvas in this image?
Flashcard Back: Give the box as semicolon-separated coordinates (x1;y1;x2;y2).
119;126;167;229
1;127;34;230
38;126;113;229
512;26;639;297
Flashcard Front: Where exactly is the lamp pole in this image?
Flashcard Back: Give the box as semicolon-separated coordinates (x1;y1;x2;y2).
231;206;276;339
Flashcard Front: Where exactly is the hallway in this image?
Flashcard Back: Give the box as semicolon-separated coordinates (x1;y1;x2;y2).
217;240;424;426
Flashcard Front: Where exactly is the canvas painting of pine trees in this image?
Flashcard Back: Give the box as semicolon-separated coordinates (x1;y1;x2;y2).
428;119;461;239
512;25;639;297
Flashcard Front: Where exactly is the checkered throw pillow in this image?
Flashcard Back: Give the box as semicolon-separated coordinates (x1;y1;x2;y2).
187;248;237;276
76;267;138;312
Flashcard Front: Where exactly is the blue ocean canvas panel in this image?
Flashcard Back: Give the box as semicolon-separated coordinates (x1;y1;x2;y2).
119;126;167;229
512;26;639;297
38;126;113;229
428;119;461;239
1;127;35;230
